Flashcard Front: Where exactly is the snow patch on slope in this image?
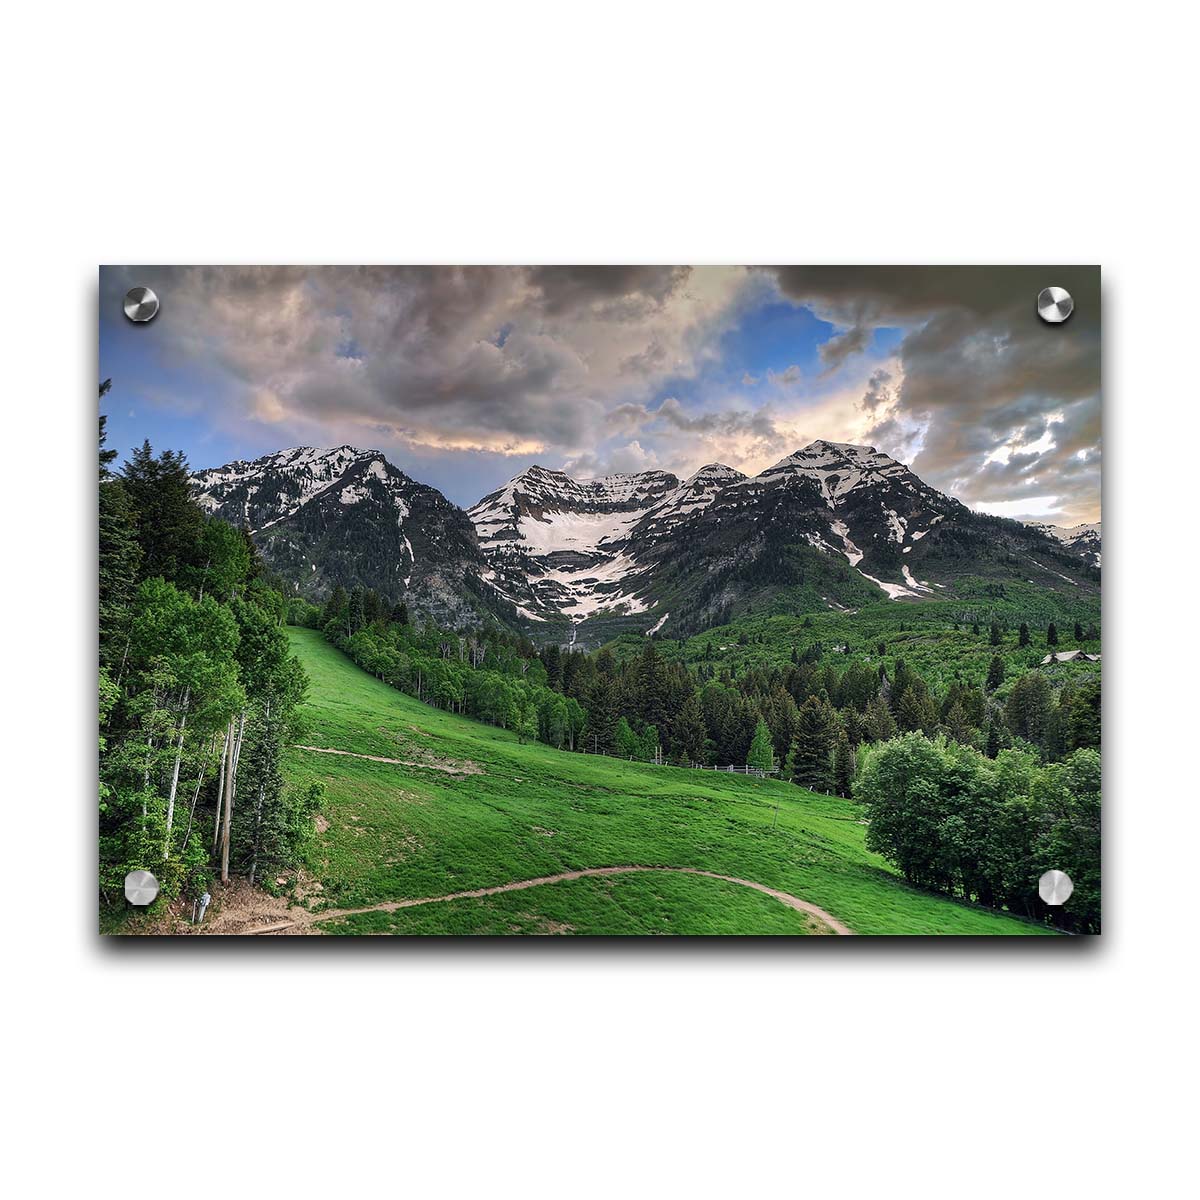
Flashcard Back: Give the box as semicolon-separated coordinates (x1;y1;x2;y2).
858;569;918;600
830;519;864;566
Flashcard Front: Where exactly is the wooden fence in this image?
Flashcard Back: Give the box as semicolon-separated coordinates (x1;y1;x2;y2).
583;749;778;779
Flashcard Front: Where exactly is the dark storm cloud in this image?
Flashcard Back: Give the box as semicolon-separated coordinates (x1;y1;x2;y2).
526;266;690;316
99;265;749;458
765;266;1102;520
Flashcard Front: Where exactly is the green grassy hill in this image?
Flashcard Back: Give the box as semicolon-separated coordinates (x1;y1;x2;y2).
281;628;1053;935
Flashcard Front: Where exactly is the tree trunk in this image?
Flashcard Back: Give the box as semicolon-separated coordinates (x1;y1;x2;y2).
212;726;230;854
115;631;133;689
220;710;247;882
162;689;190;860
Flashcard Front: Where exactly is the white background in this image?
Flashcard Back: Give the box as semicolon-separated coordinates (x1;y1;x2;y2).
3;3;1195;1196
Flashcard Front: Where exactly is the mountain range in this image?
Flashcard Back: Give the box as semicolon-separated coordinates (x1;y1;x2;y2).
191;441;1101;642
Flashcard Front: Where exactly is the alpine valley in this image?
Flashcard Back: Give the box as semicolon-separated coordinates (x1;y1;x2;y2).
191;440;1101;645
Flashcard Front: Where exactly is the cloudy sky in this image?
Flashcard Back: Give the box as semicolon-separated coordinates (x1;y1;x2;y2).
99;265;1100;524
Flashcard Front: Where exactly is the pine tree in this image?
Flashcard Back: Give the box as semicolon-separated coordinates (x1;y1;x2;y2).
638;638;670;735
944;702;973;745
747;718;774;772
121;441;204;581
322;585;349;634
896;684;938;734
347;586;365;634
985;720;1002;759
986;653;1005;691
863;695;898;742
1074;621;1084;642
362;589;383;626
789;697;834;791
584;674;620;754
989;620;1003;646
841;706;863;747
1047;622;1059;647
1005;672;1053;743
675;692;708;764
1018;622;1030;647
832;729;855;797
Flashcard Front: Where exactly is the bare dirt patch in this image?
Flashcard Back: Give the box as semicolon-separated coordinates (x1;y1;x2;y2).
295;743;482;777
175;879;302;935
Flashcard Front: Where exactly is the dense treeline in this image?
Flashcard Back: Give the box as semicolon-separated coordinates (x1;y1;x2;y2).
305;584;1100;798
305;588;587;749
99;399;320;915
857;735;1100;933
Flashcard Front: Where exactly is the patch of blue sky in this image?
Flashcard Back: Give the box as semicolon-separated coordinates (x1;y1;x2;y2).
642;299;902;418
100;312;290;472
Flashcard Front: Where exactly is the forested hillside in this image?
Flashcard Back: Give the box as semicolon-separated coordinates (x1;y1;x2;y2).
302;581;1100;789
99;394;321;921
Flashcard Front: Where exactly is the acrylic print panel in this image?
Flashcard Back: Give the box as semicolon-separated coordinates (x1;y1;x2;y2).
98;266;1101;937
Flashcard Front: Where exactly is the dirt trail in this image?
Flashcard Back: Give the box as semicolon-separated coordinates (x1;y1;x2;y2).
227;866;854;935
292;744;479;775
294;744;417;766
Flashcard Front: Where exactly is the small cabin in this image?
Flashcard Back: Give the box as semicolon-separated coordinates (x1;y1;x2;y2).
1040;650;1101;666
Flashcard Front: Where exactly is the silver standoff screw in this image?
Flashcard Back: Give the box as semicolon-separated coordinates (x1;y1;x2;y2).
1038;869;1074;905
1037;286;1073;324
124;869;160;906
124;286;160;323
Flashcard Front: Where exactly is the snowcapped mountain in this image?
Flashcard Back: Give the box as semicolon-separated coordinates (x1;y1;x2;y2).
191;440;1100;644
1026;521;1102;567
470;464;677;560
468;464;680;627
710;439;974;598
753;441;917;501
464;439;1098;640
191;446;493;628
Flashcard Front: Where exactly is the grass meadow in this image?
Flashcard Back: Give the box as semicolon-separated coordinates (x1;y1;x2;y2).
284;628;1054;936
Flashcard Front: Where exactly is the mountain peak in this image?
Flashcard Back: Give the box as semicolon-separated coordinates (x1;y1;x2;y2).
748;440;939;515
276;444;379;462
689;462;744;481
794;439;894;463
